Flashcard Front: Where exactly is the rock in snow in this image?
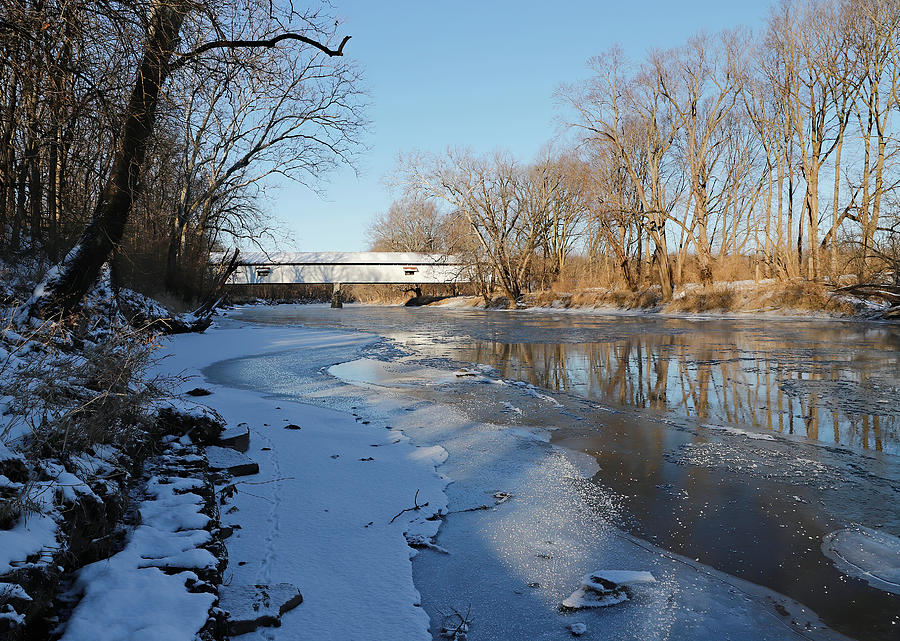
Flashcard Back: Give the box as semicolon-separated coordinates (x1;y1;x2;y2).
205;446;259;477
561;570;657;609
219;583;303;635
216;424;251;452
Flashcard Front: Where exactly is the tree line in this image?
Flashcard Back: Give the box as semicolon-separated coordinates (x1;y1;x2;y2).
374;0;900;305
0;1;363;315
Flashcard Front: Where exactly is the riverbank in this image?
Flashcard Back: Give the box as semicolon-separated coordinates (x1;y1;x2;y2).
429;279;897;320
154;310;892;640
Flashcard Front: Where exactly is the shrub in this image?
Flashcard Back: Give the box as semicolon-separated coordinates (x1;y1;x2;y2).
1;312;168;458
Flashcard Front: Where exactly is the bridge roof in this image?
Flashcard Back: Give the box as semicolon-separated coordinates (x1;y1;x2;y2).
233;251;459;266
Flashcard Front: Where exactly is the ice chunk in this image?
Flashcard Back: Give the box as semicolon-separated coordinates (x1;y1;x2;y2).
821;526;900;594
562;570;656;609
219;583;302;636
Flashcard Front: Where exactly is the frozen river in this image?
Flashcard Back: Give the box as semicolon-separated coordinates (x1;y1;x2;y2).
215;304;900;641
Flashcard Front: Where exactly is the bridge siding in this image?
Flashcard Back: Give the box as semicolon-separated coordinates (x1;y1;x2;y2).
229;262;465;285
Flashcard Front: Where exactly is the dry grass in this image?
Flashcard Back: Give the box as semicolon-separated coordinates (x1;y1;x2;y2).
522;280;858;317
667;287;737;312
346;284;411;304
761;282;857;315
525;288;662;310
666;281;857;315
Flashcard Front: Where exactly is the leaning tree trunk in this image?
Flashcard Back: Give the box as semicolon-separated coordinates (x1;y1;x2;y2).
27;3;189;319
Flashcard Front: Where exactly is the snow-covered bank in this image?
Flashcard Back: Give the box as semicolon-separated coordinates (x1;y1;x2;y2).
0;274;232;639
169;314;861;641
60;439;220;641
156;324;448;639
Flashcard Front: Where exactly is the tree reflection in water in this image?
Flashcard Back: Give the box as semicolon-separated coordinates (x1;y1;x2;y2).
459;333;898;454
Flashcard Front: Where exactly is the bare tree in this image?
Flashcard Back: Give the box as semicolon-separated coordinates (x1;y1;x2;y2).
561;48;679;299
367;196;448;252
846;0;900;271
582;143;644;289
162;16;365;295
531;150;587;286
23;1;355;319
767;0;856;280
401;149;552;306
661;31;747;284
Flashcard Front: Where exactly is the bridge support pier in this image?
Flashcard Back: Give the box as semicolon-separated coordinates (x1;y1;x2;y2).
331;283;343;308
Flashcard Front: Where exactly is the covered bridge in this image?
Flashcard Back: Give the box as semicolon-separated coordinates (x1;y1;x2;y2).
225;252;467;306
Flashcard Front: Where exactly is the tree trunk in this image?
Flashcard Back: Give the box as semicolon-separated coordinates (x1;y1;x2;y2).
165;215;187;294
830;128;842;280
28;3;189;318
696;219;713;286
806;171;819;281
48;130;59;259
26;132;41;246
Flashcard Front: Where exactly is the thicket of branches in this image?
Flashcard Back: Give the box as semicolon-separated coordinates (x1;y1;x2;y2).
0;0;364;309
376;0;900;305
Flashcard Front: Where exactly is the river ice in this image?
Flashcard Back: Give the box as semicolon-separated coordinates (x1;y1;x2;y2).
167;305;900;640
821;527;900;595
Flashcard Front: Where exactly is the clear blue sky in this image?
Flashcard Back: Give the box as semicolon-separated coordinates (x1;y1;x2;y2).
270;1;773;251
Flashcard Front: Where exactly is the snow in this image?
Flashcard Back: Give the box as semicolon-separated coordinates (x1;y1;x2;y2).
0;474;21;489
409;445;449;465
0;582;32;601
821;527;900;595
153;314;857;640
139;547;218;572
0;511;58;575
39;461;99;503
230;251;459;265
0;608;25;626
19;263;61;319
204;445;259;476
155;323;449;640
61;454;217;641
0;440;23;464
61;567;213;641
219;583;303;634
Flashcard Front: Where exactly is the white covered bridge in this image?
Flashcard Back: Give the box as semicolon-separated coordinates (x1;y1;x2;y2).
225;252;467;306
228;252;465;285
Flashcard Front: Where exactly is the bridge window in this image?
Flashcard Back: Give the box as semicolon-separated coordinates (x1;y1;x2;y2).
255;267;272;277
403;266;418;276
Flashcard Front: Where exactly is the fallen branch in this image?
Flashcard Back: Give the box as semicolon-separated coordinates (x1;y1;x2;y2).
390;489;429;524
447;504;490;515
437;604;473;640
115;287;215;335
233;477;295;486
833;283;900;305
